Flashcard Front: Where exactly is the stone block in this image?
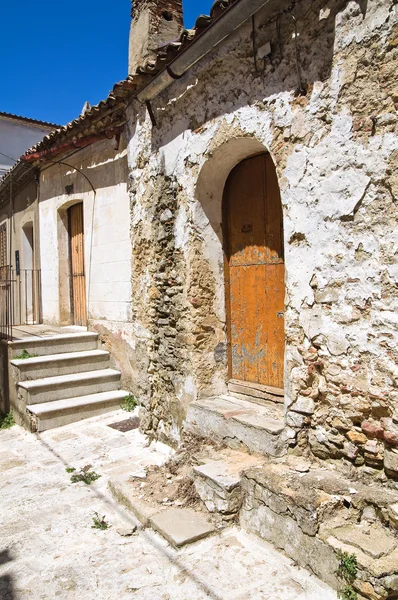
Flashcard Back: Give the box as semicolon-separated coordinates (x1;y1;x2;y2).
362;421;384;440
149;508;215;548
346;430;367;445
290;395;315;415
388;503;398;528
384;448;398;476
331;523;396;559
193;454;261;514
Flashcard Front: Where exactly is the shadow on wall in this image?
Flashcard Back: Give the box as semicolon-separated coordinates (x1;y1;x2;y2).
38;137;129;204
150;0;368;152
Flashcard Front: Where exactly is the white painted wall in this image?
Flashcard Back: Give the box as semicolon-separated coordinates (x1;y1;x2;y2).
0;117;54;176
38;137;132;327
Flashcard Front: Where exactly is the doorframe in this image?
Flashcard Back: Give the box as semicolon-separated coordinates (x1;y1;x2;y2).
67;201;87;327
221;151;285;400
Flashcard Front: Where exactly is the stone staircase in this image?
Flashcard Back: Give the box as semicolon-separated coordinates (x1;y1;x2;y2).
185;394;293;458
190;451;398;600
9;332;129;432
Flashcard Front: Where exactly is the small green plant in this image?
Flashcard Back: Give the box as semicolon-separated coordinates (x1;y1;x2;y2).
336;551;358;600
14;349;36;360
70;465;101;485
65;467;76;473
120;393;137;412
0;411;14;430
339;586;358;600
91;512;109;530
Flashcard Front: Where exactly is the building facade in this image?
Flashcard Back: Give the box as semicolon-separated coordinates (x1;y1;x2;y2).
123;0;398;479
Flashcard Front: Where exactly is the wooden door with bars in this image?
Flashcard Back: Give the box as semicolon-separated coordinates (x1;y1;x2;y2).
68;203;87;326
224;154;285;391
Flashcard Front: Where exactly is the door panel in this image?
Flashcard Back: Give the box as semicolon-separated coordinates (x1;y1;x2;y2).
69;203;87;326
224;154;285;389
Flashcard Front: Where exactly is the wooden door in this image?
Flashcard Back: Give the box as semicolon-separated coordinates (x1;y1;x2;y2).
68;203;87;326
224;154;285;390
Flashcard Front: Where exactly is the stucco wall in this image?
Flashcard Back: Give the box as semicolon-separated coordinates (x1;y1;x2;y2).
38;136;135;388
125;0;398;473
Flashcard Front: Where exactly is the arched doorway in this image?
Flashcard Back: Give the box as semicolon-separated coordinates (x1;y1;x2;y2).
223;153;285;394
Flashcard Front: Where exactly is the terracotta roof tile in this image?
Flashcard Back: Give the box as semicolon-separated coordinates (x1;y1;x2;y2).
0;111;60;129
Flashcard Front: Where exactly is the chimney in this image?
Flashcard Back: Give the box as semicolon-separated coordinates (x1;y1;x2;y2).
129;0;184;76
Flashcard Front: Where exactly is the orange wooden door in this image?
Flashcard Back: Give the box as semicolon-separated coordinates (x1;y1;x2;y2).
68;203;87;326
224;154;285;389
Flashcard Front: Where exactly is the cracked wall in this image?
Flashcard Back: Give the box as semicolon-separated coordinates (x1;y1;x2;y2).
126;0;398;475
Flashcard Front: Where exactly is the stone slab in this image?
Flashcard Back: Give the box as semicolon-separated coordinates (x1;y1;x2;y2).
194;453;261;492
108;477;161;527
331;523;397;559
149;508;215;548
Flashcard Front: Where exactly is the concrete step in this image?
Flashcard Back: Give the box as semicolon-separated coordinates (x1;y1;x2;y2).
18;368;121;405
11;349;110;380
185;395;291;458
9;332;99;358
27;390;130;432
192;450;263;515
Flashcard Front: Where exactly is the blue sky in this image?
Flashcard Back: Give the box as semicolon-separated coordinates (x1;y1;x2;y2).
0;1;214;126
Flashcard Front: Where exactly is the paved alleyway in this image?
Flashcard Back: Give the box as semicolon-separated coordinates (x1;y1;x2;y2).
0;411;337;600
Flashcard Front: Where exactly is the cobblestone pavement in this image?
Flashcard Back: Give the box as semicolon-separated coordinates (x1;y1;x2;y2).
0;411;337;600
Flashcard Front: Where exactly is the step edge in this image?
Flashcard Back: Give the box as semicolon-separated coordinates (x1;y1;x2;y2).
10;332;98;347
11;349;109;367
28;390;130;415
18;369;121;390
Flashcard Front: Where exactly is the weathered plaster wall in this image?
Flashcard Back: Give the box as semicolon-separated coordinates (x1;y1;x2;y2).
39;136;136;388
126;0;398;474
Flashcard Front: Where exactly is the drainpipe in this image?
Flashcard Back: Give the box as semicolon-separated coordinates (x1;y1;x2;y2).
137;0;276;102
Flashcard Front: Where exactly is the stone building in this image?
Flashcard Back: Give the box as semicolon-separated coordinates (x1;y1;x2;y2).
2;0;397;485
1;1;398;596
123;0;398;476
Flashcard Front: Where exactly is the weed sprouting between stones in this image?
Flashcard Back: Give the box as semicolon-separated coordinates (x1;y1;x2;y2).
14;349;36;360
69;465;101;485
0;411;14;430
91;512;109;530
336;550;358;600
120;393;137;412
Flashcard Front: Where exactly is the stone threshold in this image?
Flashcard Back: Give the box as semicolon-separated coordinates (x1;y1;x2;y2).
185;394;294;458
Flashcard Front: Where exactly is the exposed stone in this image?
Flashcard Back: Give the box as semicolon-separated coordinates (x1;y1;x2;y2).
116;524;137;536
346;430;367;445
314;288;339;304
362;422;385;440
290;396;315;415
384;448;398;477
388;503;398;528
331;523;396;559
192;453;261;514
149;508;215;548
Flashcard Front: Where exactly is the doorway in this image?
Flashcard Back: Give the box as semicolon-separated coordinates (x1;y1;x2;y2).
223;153;285;393
68;203;87;326
22;222;36;323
